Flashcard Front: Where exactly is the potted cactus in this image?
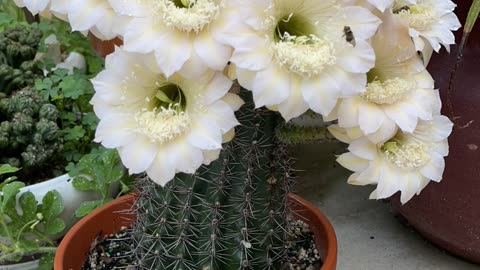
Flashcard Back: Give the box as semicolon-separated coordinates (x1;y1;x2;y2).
19;0;460;269
55;90;338;270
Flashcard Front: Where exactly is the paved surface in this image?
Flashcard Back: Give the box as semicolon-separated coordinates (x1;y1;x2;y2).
291;142;479;270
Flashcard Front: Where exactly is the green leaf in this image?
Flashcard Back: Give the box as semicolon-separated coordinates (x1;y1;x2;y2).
72;176;96;191
44;218;65;235
53;68;69;78
62;126;86;141
35;79;44;90
465;0;480;35
0;12;14;27
0;164;19;175
60;111;76;122
74;200;104;218
42;78;53;89
75;198;113;218
49;86;61;100
0;176;18;190
19;192;37;222
18;239;39;252
81;112;99;130
38;253;55;270
2;182;25;209
59;76;87;99
38;190;64;222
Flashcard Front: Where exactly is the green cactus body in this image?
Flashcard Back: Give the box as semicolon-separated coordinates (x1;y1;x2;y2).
0;25;43;94
0;25;42;68
134;90;293;270
0;86;63;180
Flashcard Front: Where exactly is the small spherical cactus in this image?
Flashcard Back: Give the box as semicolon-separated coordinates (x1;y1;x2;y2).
11;112;34;135
39;104;59;122
36;119;59;141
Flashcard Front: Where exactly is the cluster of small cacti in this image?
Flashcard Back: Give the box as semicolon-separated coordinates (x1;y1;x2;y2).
133;91;295;270
0;86;63;175
0;25;43;95
0;24;63;179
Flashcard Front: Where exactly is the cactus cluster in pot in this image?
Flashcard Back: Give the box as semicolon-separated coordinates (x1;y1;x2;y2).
0;25;43;95
0;24;63;181
19;0;464;269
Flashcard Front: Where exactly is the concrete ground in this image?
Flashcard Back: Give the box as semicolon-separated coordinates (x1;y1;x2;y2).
291;142;479;270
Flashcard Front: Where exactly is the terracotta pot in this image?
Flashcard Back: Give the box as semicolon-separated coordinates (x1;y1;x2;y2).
88;34;123;58
54;193;337;270
391;0;480;263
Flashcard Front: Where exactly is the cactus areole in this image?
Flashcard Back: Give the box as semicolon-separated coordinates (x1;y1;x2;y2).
133;90;296;269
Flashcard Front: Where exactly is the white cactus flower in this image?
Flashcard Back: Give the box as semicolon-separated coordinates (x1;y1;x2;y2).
336;115;453;204
50;0;125;40
13;0;49;15
330;12;437;143
221;0;381;121
107;0;234;77
393;0;461;52
13;0;69;20
91;47;242;186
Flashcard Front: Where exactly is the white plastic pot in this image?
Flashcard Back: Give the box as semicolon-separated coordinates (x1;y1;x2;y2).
17;173;120;238
0;259;40;270
0;174;120;269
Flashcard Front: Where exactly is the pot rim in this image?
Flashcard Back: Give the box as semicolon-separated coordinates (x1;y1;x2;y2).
55;193;337;270
18;173;70;192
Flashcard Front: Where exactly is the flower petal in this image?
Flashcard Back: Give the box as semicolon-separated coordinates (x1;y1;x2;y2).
348;137;377;160
419;152;445;182
337;152;369;172
194;30;232;71
252;64;290;107
119;136;157;174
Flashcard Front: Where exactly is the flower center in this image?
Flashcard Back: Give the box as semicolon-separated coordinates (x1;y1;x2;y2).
153;0;222;33
361;77;415;105
396;4;438;30
381;139;430;170
272;34;337;78
135;83;190;143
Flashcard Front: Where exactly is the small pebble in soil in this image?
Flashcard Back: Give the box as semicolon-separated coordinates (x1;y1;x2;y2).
83;220;322;270
82;226;137;270
286;219;322;270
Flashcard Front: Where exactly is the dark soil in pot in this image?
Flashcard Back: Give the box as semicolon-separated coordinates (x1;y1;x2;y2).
55;194;337;270
82;219;322;270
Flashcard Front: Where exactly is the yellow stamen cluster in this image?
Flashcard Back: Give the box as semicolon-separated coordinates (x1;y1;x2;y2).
272;34;336;78
135;104;190;144
399;5;438;31
361;77;415;105
152;0;222;33
382;140;430;170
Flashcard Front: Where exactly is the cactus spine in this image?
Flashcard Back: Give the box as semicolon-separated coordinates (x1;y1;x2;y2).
133;89;294;270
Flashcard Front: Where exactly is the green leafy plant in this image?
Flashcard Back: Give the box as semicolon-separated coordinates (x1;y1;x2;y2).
35;68;98;162
66;147;133;218
0;165;63;269
0;1;26;31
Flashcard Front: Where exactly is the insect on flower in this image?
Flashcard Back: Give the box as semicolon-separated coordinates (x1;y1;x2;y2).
343;26;356;47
